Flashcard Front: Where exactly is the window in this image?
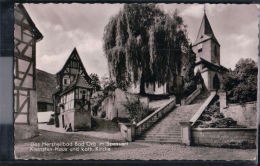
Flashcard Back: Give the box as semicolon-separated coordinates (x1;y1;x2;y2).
82;90;86;100
75;89;79;99
63;75;70;85
197;44;202;53
38;102;47;112
214;45;217;57
64;78;67;85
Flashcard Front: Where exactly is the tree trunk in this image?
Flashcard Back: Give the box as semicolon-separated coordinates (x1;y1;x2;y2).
140;74;145;95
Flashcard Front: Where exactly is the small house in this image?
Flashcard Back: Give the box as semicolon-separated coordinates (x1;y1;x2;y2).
53;48;93;131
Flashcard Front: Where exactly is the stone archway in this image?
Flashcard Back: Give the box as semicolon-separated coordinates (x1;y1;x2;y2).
213;74;220;90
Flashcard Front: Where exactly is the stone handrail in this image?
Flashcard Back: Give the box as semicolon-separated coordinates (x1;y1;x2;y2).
182;84;202;105
189;91;216;126
135;96;176;136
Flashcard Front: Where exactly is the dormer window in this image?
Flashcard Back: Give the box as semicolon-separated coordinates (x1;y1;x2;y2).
64;79;67;85
63;75;70;86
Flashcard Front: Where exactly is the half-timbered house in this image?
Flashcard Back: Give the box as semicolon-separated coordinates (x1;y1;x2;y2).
14;4;43;139
53;48;93;131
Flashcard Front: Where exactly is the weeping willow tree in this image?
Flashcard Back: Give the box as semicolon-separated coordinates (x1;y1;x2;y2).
103;4;195;94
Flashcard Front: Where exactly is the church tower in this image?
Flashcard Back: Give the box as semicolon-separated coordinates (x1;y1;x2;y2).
192;9;227;91
192;11;220;65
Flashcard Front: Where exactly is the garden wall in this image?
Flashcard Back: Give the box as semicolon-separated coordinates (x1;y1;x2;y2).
92;117;119;132
100;88;149;120
192;128;256;148
221;102;257;127
74;110;91;131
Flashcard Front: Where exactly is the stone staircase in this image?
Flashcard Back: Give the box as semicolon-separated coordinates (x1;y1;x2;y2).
137;103;202;143
190;89;210;104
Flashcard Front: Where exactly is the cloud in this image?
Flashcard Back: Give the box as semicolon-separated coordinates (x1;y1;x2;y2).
180;4;203;19
25;4;258;76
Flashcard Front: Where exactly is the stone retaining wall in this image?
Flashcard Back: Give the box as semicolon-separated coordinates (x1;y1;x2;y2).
192;128;256;148
221;102;257;127
92;117;119;132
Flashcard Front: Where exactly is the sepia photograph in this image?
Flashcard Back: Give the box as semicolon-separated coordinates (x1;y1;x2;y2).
13;3;258;160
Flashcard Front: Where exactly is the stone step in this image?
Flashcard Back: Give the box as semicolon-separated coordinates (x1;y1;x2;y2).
146;130;181;134
144;132;181;136
148;127;181;130
142;132;181;136
137;138;182;143
140;136;181;140
136;101;201;143
138;136;181;140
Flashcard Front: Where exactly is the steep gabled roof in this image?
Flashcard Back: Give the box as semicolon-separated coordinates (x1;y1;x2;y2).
60;75;93;96
194;13;219;46
56;48;91;81
16;4;43;41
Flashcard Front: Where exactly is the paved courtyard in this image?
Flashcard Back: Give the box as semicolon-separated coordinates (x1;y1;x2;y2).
69;142;256;160
15;130;256;160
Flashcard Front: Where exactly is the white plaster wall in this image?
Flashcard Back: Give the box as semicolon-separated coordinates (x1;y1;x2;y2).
128;82;167;94
145;82;167;95
127;82;140;94
201;71;209;90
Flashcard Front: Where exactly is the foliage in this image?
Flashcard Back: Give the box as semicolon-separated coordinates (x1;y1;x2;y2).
194;100;246;128
123;98;152;123
223;58;257;103
103;4;195;93
103;79;117;95
91;79;116;117
90;73;101;91
100;111;106;118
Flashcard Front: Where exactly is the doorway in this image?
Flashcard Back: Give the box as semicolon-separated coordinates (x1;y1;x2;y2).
213;74;220;90
62;115;65;128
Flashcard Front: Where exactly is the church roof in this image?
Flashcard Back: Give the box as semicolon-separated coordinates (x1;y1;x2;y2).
196;57;228;72
194;13;219;46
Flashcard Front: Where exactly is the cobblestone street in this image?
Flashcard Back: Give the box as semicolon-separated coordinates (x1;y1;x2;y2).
15;130;256;160
68;142;256;160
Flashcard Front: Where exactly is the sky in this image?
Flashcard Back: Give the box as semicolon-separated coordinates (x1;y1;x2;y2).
24;3;259;78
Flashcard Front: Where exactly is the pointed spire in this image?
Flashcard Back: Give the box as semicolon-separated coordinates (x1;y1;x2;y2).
194;7;219;46
72;47;79;54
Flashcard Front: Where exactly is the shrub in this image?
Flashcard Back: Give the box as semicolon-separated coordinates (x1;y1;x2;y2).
200;114;211;121
123;99;152;123
195;100;245;128
183;80;196;97
223;58;257;103
101;111;106;118
214;118;237;128
213;112;224;119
